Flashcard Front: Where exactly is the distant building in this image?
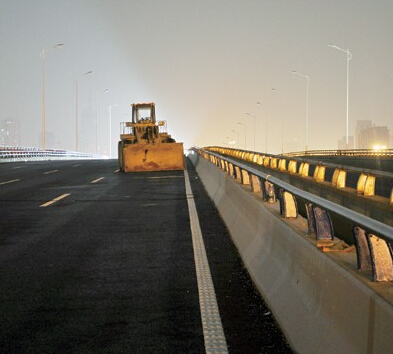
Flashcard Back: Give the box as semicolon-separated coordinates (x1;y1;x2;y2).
0;119;20;146
355;120;372;148
358;126;389;150
338;136;354;150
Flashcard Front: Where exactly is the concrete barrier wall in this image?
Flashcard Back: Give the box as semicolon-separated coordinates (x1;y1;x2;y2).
188;151;393;354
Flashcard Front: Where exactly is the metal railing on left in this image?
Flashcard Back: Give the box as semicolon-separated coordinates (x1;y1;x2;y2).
0;146;104;162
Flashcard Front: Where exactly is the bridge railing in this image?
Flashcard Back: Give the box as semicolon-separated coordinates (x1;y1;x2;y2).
205;146;393;202
0;146;102;162
283;148;393;157
198;147;393;282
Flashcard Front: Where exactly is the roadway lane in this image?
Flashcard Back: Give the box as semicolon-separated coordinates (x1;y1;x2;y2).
1;160;203;353
0;159;292;353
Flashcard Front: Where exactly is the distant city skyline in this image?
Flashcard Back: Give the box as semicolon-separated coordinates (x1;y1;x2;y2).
1;1;392;154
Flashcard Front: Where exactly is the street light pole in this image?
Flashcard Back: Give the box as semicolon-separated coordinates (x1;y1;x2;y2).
108;103;118;158
95;89;109;154
270;88;280;153
40;43;64;150
238;122;246;150
75;71;93;151
256;101;264;152
291;71;310;151
231;129;239;148
328;44;352;150
257;101;268;153
246;112;256;151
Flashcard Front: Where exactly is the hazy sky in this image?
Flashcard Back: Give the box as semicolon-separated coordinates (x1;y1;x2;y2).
1;0;392;155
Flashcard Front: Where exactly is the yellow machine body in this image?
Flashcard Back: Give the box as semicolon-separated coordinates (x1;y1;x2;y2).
120;142;185;172
118;102;185;172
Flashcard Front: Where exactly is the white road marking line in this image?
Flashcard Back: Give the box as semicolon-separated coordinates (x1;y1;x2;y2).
184;169;228;354
91;177;105;184
40;193;70;208
114;169;120;173
0;179;20;186
43;170;59;175
147;176;183;179
73;164;81;167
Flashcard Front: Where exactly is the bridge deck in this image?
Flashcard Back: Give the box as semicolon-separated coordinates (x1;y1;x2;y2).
0;159;292;353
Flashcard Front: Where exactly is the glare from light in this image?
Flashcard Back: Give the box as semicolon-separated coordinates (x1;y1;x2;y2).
373;144;387;151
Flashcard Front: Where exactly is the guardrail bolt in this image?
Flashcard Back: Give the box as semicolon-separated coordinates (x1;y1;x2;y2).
267;183;276;203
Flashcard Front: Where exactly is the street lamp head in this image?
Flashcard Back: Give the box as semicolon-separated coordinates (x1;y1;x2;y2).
40;43;65;58
291;70;310;80
328;43;344;51
85;70;93;75
328;43;351;58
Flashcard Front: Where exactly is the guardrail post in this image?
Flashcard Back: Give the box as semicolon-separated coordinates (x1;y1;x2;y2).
332;168;346;188
352;227;372;271
391;188;393;205
288;160;297;174
305;203;316;236
278;159;287;171
227;163;234;178
357;173;367;194
262;180;276;203
299;162;309;177
353;225;393;281
278;189;298;218
313;165;325;182
234;166;242;182
367;233;393;282
250;174;261;193
223;160;229;173
364;175;376;196
241;169;250;185
305;204;334;240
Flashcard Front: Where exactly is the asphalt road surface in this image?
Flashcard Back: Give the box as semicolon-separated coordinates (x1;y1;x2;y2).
0;158;292;353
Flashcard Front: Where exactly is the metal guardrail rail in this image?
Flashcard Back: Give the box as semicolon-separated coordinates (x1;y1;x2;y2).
206;146;393;201
282;148;393;158
0;146;103;162
198;148;393;282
